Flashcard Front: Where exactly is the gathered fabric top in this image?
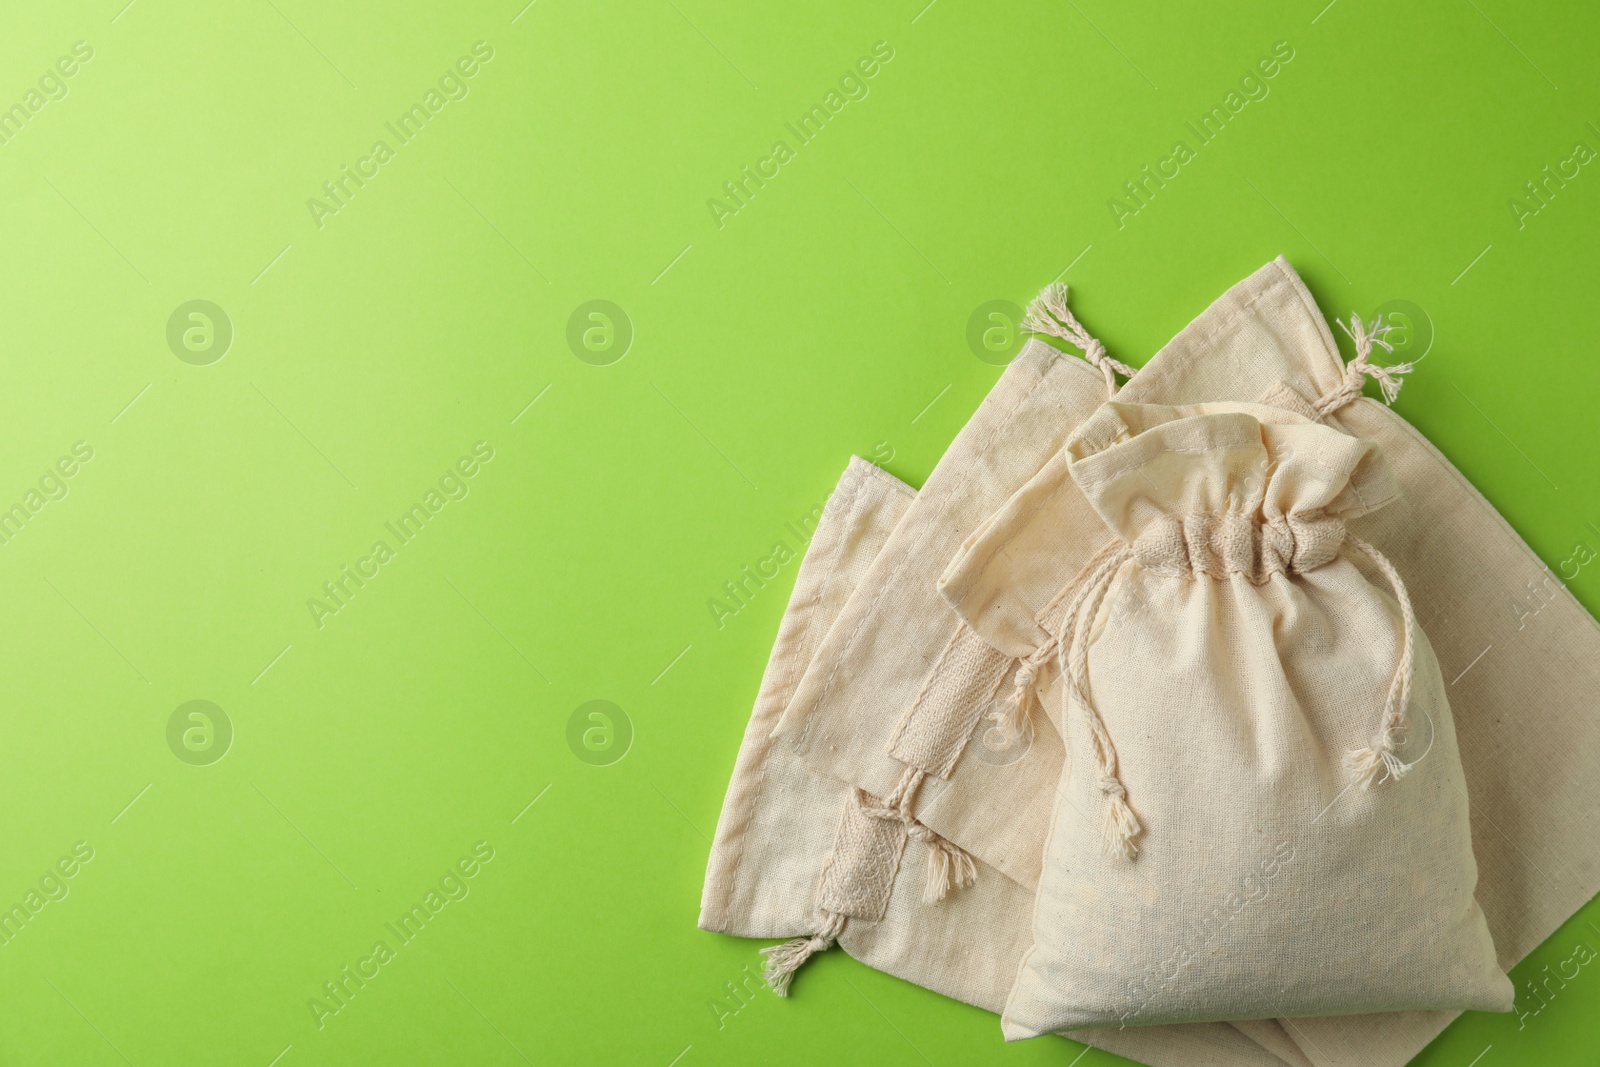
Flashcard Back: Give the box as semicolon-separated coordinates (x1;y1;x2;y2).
1065;401;1398;582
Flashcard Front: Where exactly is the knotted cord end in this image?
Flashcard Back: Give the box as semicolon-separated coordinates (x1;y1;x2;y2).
872;766;979;905
1022;281;1134;391
922;837;978;904
761;912;846;996
990;661;1038;745
1344;742;1414;791
1319;313;1416;418
1098;776;1142;860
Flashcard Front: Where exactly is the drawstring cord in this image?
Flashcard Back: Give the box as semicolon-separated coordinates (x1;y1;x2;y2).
1023;282;1136;394
994;539;1141;860
990;538;1128;743
1342;535;1419;789
877;768;978;904
1314;313;1415;419
1055;544;1141;859
1314;315;1422;787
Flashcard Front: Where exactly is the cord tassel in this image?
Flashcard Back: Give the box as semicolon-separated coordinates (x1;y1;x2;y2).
921;835;978;903
761;911;846;996
989;660;1039;745
1098;776;1143;860
1344;744;1413;791
1023;282;1135;393
1315;313;1416;419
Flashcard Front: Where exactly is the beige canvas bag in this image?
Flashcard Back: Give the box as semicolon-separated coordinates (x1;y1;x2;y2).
996;398;1511;1035
700;455;916;942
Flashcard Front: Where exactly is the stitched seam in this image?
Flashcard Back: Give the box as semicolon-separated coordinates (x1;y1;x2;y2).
1273;258;1352;392
1359;398;1600;643
1073;443;1263;487
1124;274;1289;399
851;456;917;501
723;462;867;913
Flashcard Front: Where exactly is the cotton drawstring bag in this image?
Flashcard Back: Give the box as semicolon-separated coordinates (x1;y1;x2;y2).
996;398;1511;1035
727;265;1434;1066
701;455;915;941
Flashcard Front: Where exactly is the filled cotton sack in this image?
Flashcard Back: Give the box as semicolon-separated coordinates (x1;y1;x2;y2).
997;398;1512;1035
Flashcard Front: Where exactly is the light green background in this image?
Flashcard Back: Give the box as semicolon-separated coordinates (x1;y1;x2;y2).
1;0;1597;1064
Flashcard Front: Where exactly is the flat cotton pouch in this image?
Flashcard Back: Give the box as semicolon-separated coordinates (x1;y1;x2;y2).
700;455;916;940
